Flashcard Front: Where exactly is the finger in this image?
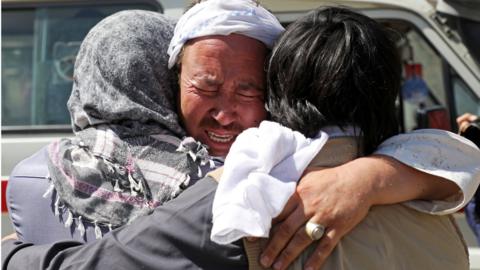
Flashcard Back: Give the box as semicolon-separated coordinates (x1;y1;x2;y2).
457;113;478;127
466;113;478;122
456;113;473;125
261;205;307;268
459;121;471;134
273;192;300;224
459;122;467;133
271;225;314;270
304;229;339;270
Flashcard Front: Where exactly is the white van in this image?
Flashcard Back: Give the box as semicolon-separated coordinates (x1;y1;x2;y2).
2;0;480;267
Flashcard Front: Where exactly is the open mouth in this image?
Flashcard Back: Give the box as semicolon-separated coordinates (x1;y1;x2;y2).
207;131;235;143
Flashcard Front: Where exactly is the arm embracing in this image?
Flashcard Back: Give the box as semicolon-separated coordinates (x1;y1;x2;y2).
260;129;479;270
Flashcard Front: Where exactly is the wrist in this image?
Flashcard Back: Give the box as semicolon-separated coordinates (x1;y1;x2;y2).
335;158;380;209
339;155;419;207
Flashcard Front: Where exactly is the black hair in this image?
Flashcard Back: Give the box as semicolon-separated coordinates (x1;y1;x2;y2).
267;7;401;154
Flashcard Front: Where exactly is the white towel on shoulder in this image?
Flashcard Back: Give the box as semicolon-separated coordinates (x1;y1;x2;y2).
211;121;328;244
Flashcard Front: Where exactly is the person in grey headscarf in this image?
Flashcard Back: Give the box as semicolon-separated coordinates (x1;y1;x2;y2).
6;10;213;244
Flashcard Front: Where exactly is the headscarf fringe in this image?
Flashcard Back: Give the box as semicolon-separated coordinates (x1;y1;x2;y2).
42;184;55;198
64;209;74;228
54;196;61;216
209;159;216;169
114;179;123;192
183;174;191;187
94;221;103;239
77;216;86;237
177;137;216;173
189;151;197;162
128;174;139;196
176;143;186;152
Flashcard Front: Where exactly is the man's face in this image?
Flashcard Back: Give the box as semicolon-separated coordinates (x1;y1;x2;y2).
179;34;268;157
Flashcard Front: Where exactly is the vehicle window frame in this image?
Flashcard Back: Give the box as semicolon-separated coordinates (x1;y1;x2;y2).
1;0;163;11
1;0;163;134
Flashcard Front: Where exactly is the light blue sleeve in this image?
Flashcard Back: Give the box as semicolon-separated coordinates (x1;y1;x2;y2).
374;129;480;215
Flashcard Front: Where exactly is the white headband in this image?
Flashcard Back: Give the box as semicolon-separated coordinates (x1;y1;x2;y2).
167;0;285;68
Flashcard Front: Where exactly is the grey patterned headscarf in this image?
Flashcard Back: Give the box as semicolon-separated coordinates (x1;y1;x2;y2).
46;10;212;238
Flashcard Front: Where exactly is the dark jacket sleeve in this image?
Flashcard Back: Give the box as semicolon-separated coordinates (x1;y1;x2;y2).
2;240;83;270
1;177;247;270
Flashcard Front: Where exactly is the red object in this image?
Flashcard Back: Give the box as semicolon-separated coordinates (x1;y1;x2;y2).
404;63;423;78
427;109;451;131
2;180;8;213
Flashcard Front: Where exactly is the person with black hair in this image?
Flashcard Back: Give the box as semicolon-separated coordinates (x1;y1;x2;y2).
266;6;400;153
253;7;472;269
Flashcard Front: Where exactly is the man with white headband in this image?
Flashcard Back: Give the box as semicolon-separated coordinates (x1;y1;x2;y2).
167;0;284;157
3;1;479;270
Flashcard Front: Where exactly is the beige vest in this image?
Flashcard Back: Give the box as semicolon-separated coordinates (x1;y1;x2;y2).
208;137;469;270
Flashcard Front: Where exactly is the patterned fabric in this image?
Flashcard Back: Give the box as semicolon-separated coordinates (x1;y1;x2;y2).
46;10;213;237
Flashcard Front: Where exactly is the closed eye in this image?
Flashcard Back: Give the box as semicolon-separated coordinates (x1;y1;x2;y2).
236;89;264;101
191;77;219;96
237;83;264;101
195;86;218;96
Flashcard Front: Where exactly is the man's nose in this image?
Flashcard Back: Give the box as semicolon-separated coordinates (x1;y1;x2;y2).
211;95;237;126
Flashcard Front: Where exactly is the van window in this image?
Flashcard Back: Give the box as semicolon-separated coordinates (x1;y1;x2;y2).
399;25;480;131
451;72;480;117
400;29;449;131
1;4;156;129
2;9;35;127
